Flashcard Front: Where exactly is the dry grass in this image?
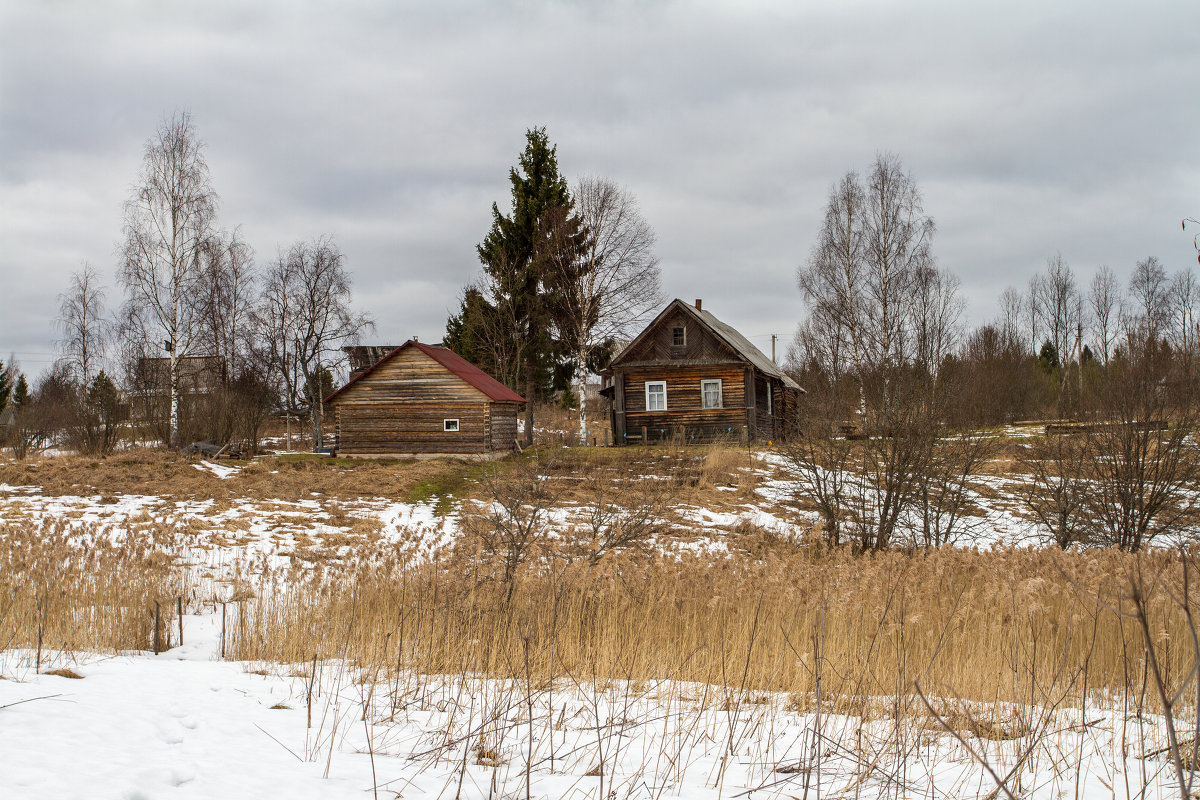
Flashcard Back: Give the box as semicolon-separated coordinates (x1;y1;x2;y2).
0;448;465;503
0;520;188;661
226;541;1199;716
4;441;1197;723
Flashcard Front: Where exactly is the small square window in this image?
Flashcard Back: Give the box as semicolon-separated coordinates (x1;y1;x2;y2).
701;379;722;409
444;419;460;432
672;326;686;347
646;381;667;411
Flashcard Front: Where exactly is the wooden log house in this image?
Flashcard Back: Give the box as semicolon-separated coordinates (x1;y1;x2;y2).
324;341;524;457
601;299;803;444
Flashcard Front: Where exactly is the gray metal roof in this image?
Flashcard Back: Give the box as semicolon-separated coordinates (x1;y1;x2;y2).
612;299;803;392
685;303;802;391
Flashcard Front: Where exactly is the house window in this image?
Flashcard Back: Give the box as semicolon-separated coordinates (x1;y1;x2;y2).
672;326;686;347
767;384;773;416
444;419;460;432
646;381;667;411
701;379;723;409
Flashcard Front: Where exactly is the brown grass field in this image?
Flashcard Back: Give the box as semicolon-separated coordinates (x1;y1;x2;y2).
1;443;1196;729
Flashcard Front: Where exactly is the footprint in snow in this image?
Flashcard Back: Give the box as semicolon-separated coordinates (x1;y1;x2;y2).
169;765;197;786
156;720;185;745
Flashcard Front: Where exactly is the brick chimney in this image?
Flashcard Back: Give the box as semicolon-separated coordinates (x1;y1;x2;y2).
694;298;702;311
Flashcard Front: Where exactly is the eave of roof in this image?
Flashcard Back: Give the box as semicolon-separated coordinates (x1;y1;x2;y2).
324;341;525;404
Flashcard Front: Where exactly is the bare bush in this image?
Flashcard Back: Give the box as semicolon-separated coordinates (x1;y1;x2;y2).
1019;432;1093;548
1085;339;1200;550
460;456;555;602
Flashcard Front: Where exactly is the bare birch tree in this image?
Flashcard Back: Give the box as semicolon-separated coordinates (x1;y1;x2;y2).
910;264;963;374
1040;253;1080;371
861;153;935;371
119;112;217;449
1089;265;1120;364
56;263;109;387
1026;273;1045;355
798;171;868;382
1168;268;1199;363
797;154;935;405
198;228;255;383
549;177;661;443
256;237;373;450
1129;256;1171;344
998;286;1025;352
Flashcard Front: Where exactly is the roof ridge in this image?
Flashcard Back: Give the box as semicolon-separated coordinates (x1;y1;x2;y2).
325;341;524;404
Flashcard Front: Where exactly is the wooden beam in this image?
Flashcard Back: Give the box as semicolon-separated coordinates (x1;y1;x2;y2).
745;367;757;440
613;369;627;445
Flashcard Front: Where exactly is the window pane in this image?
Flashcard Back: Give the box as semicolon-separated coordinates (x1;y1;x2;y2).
672;327;685;346
702;380;721;409
647;382;666;411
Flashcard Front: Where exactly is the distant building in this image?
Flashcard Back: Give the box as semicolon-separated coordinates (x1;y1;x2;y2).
128;355;225;438
601;299;803;444
342;345;403;382
325;341;524;457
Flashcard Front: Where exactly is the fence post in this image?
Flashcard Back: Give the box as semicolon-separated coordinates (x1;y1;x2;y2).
221;603;227;660
177;596;183;646
153;601;161;655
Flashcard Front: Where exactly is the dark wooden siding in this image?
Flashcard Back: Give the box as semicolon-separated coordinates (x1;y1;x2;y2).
488;403;519;451
331;347;494;454
618;309;740;366
337;404;488;454
620;365;748;442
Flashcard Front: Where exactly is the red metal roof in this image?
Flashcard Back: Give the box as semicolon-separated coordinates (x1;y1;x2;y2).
324;340;525;404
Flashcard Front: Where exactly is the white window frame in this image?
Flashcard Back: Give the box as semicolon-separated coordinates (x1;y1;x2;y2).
645;381;667;411
443;419;460;432
767;383;773;416
701;379;723;409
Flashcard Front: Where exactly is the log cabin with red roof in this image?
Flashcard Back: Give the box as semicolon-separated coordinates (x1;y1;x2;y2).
324;340;524;457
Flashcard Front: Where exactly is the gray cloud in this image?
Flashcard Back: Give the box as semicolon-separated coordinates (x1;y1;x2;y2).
2;0;1197;377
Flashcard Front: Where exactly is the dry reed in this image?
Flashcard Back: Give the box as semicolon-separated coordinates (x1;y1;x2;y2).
227;542;1198;715
0;520;187;662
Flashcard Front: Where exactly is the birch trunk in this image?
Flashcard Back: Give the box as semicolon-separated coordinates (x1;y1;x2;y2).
576;351;588;445
168;347;180;449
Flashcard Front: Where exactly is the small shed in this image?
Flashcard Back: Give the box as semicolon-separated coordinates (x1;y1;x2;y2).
601;298;803;444
324;341;524;457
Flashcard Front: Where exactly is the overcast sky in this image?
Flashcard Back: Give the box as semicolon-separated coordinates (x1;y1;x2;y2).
2;0;1197;378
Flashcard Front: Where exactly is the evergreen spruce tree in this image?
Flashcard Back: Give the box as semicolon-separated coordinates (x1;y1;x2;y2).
11;374;29;408
470;127;584;444
0;361;10;410
444;286;497;376
83;371;121;455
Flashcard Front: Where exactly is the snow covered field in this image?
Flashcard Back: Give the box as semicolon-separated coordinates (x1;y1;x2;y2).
2;609;1191;800
1;450;1196;798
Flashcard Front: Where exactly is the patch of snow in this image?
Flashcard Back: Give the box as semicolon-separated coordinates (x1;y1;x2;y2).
193;460;241;480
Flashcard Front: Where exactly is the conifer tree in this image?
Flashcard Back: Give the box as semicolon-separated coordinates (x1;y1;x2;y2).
0;361;11;411
463;127;584;444
11;374;29;409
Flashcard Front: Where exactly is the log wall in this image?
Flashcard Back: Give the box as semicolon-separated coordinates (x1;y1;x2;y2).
331;347;503;455
620;364;749;441
488;403;519;451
